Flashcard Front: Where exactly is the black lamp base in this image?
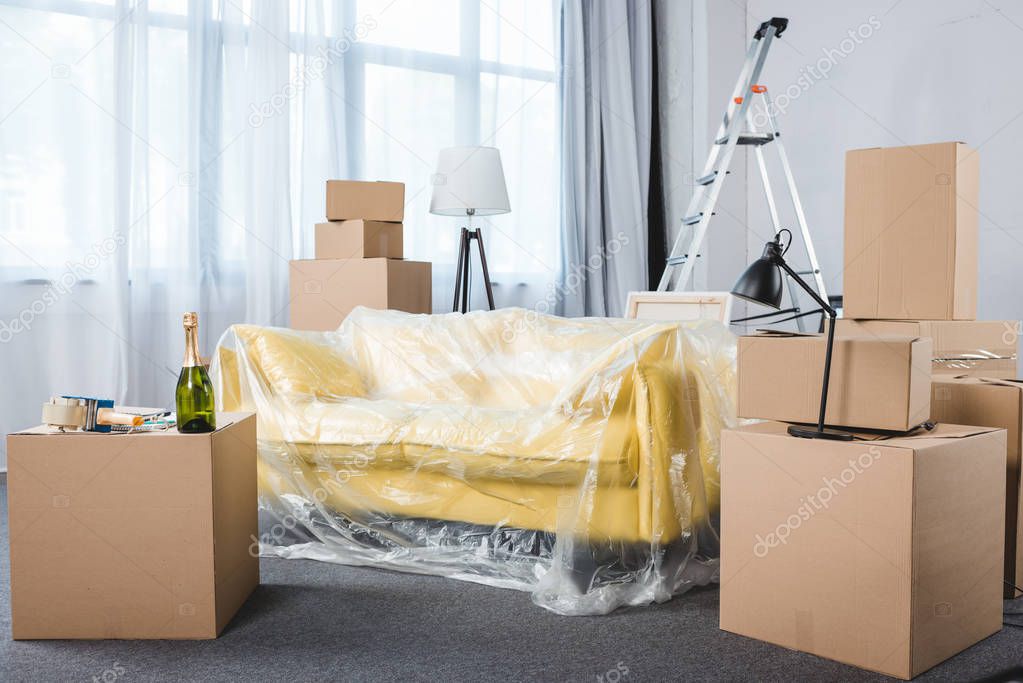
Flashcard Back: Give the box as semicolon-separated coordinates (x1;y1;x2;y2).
786;425;855;441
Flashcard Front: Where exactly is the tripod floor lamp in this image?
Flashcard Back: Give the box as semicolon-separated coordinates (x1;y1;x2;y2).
429;146;511;313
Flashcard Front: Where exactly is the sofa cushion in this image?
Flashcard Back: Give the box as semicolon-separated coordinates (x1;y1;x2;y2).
274;398;637;485
233;324;365;399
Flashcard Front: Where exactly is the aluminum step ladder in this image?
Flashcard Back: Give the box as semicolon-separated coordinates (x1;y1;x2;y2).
657;17;828;331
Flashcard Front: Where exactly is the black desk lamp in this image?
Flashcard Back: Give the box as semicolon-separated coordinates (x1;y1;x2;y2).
731;229;852;441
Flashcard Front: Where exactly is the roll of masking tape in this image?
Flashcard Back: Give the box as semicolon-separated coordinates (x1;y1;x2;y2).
41;398;87;430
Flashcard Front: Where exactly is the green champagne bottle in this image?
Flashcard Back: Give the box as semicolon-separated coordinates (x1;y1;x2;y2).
175;311;217;433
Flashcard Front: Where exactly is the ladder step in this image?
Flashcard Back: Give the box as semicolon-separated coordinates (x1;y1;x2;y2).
681;212;714;226
793;269;819;275
666;255;688;266
696;171;728;185
715;132;775;146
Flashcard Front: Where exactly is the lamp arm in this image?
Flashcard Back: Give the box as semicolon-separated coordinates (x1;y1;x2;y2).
776;256;835;434
776;258;835;318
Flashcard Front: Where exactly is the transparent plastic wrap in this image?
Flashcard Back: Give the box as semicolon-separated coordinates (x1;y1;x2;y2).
210;306;737;615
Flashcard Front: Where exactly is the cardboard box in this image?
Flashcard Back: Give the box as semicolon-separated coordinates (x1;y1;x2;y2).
843;141;979;320
7;413;258;639
737;331;932;431
290;258;431;331
721;421;1006;679
833;318;1019;379
315;220;403;259
932;377;1023;598
833;319;1018;359
934;357;1018;379
326;180;404;221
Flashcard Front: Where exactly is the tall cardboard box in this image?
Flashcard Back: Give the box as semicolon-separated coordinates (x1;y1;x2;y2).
737;331;932;431
326;180;405;222
931;377;1023;598
7;413;258;639
721;421;1006;679
315;220;403;259
833;318;1019;379
843;142;979;320
290;257;431;331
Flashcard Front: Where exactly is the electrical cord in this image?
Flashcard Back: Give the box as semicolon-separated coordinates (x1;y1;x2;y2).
776;227;793;256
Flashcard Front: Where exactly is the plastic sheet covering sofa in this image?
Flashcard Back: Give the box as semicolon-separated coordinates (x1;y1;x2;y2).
211;306;737;615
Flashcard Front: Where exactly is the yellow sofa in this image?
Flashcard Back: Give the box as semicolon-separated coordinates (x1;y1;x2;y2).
212;306;736;614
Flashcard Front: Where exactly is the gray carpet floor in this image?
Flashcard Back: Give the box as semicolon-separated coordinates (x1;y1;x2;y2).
2;480;1022;682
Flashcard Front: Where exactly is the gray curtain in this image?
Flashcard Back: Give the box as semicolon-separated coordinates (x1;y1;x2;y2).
558;0;656;317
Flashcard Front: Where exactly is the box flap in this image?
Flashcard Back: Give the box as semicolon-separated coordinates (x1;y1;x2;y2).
750;329;819;338
910;423;1001;439
874;423;1003;450
972;377;1023;388
750;329;921;343
934;375;1023;387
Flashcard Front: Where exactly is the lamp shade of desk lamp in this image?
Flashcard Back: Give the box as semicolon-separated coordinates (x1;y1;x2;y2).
731;230;852;441
430;146;510;312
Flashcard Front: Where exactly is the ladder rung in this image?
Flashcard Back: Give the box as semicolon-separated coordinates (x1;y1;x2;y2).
793;269;819;275
696;171;727;186
666;255;688;266
715;132;775;146
682;212;714;226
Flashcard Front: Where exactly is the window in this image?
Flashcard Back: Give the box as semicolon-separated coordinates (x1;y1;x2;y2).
310;0;560;283
0;0;558;297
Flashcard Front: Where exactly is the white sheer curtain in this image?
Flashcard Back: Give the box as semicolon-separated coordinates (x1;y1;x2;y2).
0;0;558;469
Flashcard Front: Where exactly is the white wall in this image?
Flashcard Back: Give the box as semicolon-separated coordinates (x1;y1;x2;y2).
731;0;1023;328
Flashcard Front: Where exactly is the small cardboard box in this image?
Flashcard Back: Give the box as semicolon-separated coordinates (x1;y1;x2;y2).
7;413;258;639
290;257;431;331
843;141;979;320
737;331;932;431
721;421;1006;679
315;220;403;259
326;180;404;222
931;377;1023;598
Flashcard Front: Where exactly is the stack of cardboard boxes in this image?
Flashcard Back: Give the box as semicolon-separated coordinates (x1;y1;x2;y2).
289;180;432;330
722;142;1019;679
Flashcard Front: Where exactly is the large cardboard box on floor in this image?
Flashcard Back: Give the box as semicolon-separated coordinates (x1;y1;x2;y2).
931;377;1023;598
843;141;979;320
326;180;405;222
737;331;932;432
315;220;403;259
833;318;1019;379
7;413;258;639
720;421;1006;680
290;257;431;331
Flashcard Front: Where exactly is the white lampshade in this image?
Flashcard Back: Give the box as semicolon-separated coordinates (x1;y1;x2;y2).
429;146;511;217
